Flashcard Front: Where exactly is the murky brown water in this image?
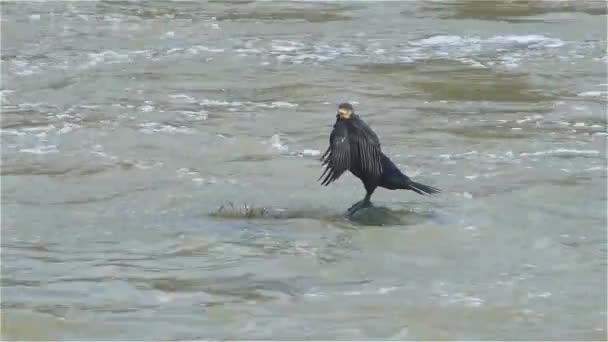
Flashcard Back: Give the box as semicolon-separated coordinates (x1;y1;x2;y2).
2;1;607;340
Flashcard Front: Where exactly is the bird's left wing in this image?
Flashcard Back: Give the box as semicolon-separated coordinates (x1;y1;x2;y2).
318;121;351;186
350;115;383;179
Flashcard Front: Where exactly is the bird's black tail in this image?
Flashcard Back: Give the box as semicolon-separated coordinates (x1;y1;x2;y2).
407;180;440;196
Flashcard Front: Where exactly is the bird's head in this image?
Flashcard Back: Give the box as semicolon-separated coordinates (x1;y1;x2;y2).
337;102;354;120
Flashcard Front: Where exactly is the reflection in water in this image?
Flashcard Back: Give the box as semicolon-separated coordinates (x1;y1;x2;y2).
346;205;436;226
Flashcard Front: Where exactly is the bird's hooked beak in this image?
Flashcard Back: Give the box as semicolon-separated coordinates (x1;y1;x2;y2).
337;107;353;119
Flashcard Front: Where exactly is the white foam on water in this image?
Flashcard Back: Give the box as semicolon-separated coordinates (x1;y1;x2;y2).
0;89;14;104
269;101;298;108
199;99;233;107
169;94;197;103
165;47;183;55
132;161;164;170
205;22;220;30
271;40;304;52
578;91;607;98
139;105;155;112
488;35;565;47
437;150;478;161
268;134;288;152
21;125;56;133
12;60;42;76
404;34;565;68
266;40;358;64
179;110;208;121
17;102;46;111
440;291;485;307
301;149;320;156
236;48;263;55
519;149;600;157
410;35;478;47
187;45;225;54
528;291;552;299
412;34;565;48
139;123;192;135
1;129;26;136
198;99;298;109
20;145;59;154
377;286;399;295
56;124;78;135
84;50;132;68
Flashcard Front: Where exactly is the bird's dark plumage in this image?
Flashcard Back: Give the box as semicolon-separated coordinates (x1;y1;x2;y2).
319;103;439;215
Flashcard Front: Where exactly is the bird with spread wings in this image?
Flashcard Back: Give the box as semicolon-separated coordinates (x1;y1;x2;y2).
319;102;439;215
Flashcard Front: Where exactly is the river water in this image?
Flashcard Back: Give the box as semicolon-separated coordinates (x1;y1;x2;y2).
1;1;607;340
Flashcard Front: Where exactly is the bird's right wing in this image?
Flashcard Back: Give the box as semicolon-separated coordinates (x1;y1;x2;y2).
318;121;351;186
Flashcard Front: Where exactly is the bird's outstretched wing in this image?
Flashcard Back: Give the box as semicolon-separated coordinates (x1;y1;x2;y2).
318;121;351;186
350;115;383;179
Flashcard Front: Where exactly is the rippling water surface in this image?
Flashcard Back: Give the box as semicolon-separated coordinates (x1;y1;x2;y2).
2;1;607;340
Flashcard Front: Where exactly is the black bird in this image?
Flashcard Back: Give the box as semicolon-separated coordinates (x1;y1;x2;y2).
319;103;440;215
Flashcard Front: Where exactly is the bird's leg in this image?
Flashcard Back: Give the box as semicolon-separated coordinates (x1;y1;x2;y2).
347;187;375;215
347;200;364;212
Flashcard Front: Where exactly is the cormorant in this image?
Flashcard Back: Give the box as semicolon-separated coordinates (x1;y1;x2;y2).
319;102;440;215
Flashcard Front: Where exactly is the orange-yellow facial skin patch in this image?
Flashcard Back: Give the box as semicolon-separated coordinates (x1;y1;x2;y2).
338;108;352;119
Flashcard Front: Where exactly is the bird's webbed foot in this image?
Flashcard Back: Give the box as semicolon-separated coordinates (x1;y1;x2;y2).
346;199;373;216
